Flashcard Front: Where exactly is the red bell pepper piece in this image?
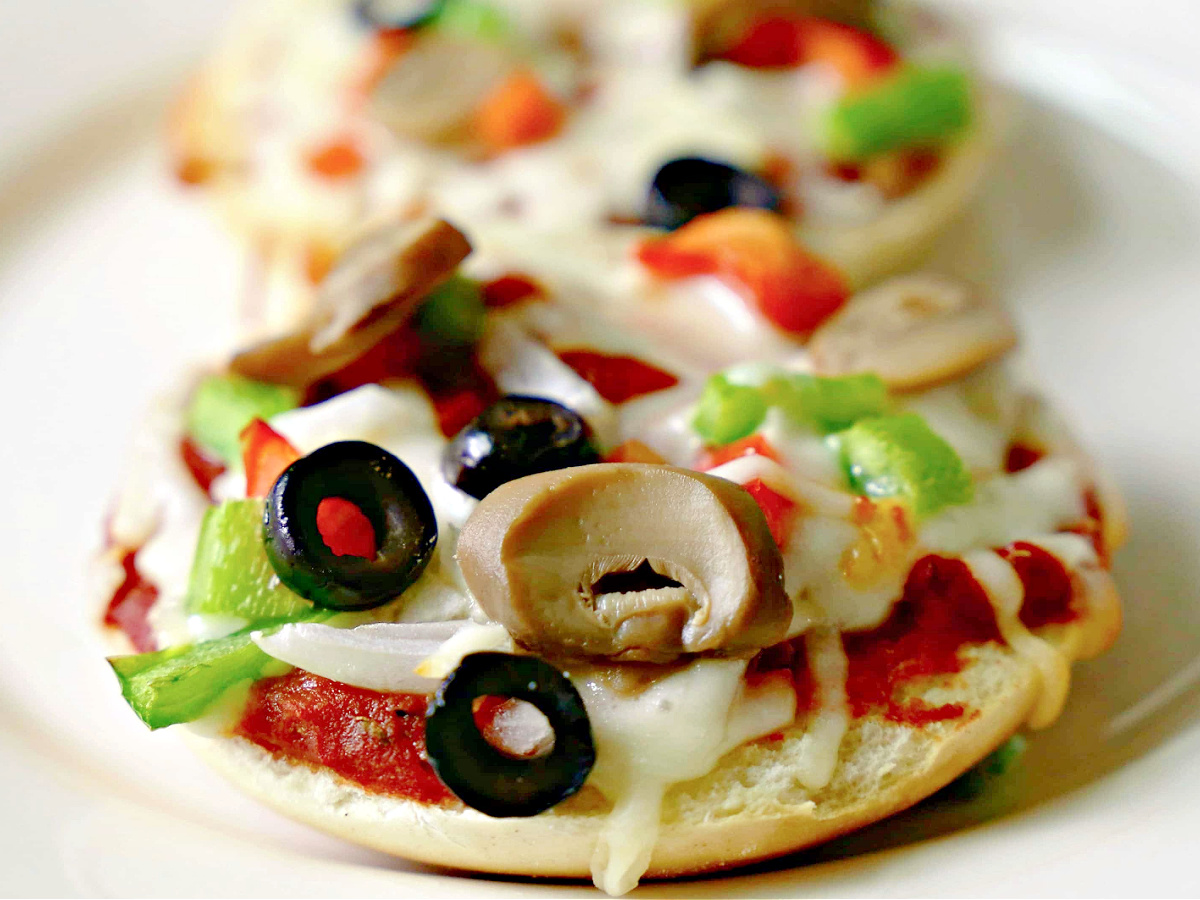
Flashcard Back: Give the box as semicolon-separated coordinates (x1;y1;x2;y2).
637;209;848;336
241;419;301;499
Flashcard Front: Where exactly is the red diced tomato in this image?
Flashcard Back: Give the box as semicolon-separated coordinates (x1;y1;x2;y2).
316;497;377;559
798;18;898;88
742;478;797;547
722;14;898;88
306;137;366;180
1004;442;1045;473
179;436;226;497
474;70;566;153
697;434;781;471
636;208;848;336
482;273;544;308
104;550;159;653
241;419;301;499
556;349;679;404
722;15;806;68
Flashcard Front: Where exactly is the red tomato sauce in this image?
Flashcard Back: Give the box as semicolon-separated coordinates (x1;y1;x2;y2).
750;638;818;717
556;350;679;404
842;555;1003;725
999;541;1077;629
104;550;159;653
235;670;456;806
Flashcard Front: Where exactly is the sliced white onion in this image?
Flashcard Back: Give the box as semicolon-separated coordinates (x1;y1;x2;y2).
253;621;469;693
478;319;618;445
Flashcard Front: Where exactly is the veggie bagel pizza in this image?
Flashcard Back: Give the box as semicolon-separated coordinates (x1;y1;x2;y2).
173;0;993;340
100;219;1124;894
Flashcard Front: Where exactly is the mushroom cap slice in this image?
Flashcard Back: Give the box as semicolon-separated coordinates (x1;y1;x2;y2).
229;218;471;388
809;273;1018;392
370;36;514;145
457;464;791;663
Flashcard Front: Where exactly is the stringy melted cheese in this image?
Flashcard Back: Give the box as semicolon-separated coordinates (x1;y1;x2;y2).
573;659;795;896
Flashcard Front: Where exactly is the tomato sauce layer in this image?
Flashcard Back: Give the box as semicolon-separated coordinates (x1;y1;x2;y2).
842;555;1003;726
104;549;159;653
235;670;455;806
999;541;1078;629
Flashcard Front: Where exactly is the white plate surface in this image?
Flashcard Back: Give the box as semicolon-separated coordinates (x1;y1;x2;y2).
3;0;1200;895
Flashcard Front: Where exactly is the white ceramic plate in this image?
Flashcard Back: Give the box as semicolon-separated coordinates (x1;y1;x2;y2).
3;0;1200;895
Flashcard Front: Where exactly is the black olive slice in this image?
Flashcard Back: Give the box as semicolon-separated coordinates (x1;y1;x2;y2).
263;441;437;611
425;652;595;818
441;395;600;500
354;0;446;31
645;156;781;230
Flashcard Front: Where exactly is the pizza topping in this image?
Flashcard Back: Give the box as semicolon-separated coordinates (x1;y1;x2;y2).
425;652;596;817
644;157;780;231
692;374;769;445
474;70;568;153
720;13;898;88
240;418;302;498
810;273;1018;391
412;274;487;347
456;463;790;662
264;441;437;611
354;0;446;31
231;219;471;388
187;498;311;625
236;669;454;805
837;412;973;519
555;350;679;405
109;619;321;730
370;34;513;144
843;554;1002;724
821;64;973;162
441;395;600;500
186;373;300;466
636;208;849;335
104;550;160;653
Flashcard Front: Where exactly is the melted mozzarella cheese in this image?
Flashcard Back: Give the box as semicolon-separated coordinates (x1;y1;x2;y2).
920;457;1086;555
963;549;1070;729
574;659;795;895
792;628;850;790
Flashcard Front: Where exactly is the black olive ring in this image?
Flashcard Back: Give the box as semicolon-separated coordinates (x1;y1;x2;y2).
354;0;446;31
425;652;596;818
263;441;437;611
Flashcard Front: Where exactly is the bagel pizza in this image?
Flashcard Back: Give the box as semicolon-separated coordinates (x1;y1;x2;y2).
100;219;1122;894
171;0;993;341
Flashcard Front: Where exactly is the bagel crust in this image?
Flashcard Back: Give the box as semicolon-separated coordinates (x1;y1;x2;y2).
182;616;1108;882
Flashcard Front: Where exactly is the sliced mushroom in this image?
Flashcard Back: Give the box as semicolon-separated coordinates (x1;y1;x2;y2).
230;218;471;387
370;36;514;145
456;464;791;663
808;273;1018;392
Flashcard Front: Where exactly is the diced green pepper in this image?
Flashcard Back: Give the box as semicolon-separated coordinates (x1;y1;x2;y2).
837;412;973;518
823;64;973;162
768;372;889;433
944;734;1027;800
693;374;769;445
431;0;512;42
414;275;486;347
186;499;312;624
110;624;296;730
185;374;300;465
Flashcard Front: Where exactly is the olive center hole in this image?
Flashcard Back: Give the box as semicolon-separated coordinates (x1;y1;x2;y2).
472;696;555;760
592;560;682;595
315;497;378;559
